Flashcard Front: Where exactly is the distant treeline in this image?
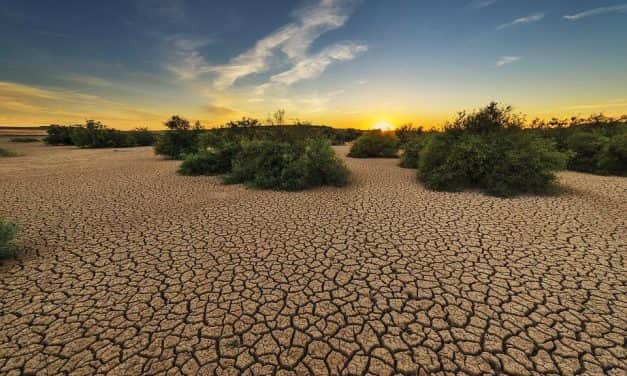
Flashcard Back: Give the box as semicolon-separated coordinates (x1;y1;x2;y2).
44;118;363;149
45;121;156;148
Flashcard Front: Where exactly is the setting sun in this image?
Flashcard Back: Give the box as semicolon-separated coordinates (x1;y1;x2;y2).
372;121;394;131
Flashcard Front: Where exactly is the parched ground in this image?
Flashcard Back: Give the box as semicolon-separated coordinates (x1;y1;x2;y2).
0;140;626;376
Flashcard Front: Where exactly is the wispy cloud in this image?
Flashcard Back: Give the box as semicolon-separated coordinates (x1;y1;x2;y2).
564;99;627;110
564;4;627;21
497;12;545;30
469;0;497;9
65;74;114;88
0;81;162;127
166;0;366;91
496;56;521;67
261;42;367;89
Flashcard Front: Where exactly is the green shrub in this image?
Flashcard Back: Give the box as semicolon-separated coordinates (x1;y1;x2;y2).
178;142;240;176
597;132;627;176
45;124;75;145
223;138;348;191
565;131;607;173
129;128;156;146
395;124;424;147
399;135;429;169
0;218;18;259
348;131;399;158
10;137;40;143
154;116;202;159
0;147;20;157
70;120;132;148
417;103;568;197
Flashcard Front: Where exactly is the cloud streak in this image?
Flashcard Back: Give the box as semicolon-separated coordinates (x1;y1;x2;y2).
265;42;367;87
468;0;497;9
497;13;544;30
496;56;521;67
564;4;627;21
166;0;366;91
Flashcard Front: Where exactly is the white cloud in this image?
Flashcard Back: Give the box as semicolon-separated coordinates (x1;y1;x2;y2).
564;4;627;21
496;56;521;67
497;13;545;30
266;42;367;87
469;0;497;9
166;0;366;91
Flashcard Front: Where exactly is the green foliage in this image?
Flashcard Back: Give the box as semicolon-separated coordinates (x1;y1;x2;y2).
10;137;40;143
0;218;18;259
222;138;349;191
178;142;241;176
0;147;20;157
395;124;424;147
129;127;156;146
154;116;203;159
597;132;627;176
70;120;132;148
45;124;75;145
46;122;154;148
399;135;430;169
205;124;362;147
418;103;568;197
348;131;399;158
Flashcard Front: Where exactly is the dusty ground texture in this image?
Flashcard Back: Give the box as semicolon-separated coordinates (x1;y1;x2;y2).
0;139;626;375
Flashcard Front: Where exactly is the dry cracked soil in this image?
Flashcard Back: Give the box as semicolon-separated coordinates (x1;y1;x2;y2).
0;140;626;375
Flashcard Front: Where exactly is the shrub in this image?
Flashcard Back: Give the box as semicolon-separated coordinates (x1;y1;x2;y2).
178;142;241;176
597;132;627;176
70;120;132;148
45;124;75;145
565;131;607;173
348;131;399;158
395;124;423;147
129;128;156;146
399;135;429;169
223;138;349;191
0;218;18;259
417;103;568;197
10;137;40;143
154;116;202;159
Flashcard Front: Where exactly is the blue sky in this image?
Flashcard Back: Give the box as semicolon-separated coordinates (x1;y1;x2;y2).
1;0;626;129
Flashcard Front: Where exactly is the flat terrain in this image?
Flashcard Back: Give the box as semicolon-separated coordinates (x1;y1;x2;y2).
0;139;625;375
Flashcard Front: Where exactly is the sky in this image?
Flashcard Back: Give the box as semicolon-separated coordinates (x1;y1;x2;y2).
1;0;627;130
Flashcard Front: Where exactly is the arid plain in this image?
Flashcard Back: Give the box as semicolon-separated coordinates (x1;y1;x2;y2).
0;139;625;375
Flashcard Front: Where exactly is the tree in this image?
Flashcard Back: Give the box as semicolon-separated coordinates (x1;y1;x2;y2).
225;117;260;128
273;109;286;125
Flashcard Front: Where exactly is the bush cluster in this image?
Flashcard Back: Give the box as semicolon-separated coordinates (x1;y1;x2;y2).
45;122;155;148
180;135;349;191
417;103;569;197
564;131;626;176
529;115;626;176
206;121;362;146
0;218;18;259
348;131;399;158
399;135;431;169
224;138;349;190
154;116;203;159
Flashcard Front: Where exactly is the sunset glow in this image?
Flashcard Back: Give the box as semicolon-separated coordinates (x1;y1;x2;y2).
372;121;394;131
0;1;626;130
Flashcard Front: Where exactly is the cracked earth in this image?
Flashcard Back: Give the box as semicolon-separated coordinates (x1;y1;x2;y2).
0;141;626;375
